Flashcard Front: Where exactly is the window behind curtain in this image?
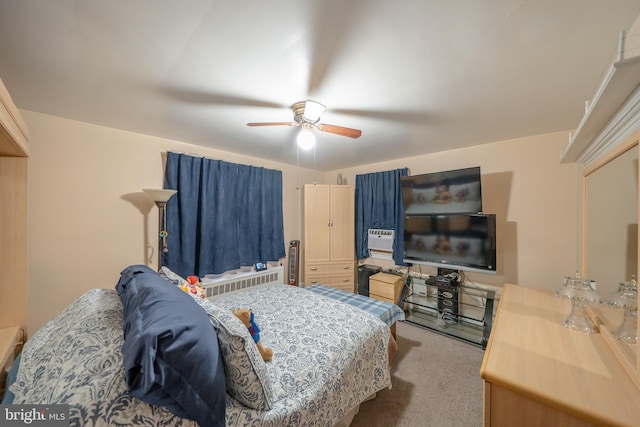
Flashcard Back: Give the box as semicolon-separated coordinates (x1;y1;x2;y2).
355;167;409;265
163;152;285;277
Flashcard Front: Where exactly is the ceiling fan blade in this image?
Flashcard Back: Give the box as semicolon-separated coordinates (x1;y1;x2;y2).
247;122;296;127
317;123;362;139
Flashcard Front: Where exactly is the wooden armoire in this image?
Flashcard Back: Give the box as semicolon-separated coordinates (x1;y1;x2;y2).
302;184;355;292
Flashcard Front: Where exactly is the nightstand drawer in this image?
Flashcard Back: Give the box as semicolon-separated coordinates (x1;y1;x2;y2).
370;272;403;303
370;280;397;300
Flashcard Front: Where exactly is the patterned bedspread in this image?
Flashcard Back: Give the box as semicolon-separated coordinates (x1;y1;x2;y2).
10;285;391;426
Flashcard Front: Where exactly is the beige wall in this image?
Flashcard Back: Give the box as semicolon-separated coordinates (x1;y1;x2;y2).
331;131;580;290
24;110;319;334
25;110;579;333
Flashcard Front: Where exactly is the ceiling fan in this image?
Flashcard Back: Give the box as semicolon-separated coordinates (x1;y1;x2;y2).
247;100;362;149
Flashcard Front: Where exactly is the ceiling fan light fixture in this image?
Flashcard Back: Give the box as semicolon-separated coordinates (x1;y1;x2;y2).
247;100;361;141
297;127;315;149
302;100;325;122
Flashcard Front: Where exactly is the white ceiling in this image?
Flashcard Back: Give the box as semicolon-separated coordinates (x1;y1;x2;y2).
1;1;639;171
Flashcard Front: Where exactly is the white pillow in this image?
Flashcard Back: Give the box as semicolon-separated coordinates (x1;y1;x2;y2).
159;266;188;286
191;297;274;410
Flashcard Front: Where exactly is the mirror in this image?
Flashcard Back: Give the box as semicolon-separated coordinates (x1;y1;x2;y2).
583;134;638;383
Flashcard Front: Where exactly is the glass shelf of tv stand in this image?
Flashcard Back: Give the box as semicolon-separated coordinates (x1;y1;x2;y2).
403;284;495;349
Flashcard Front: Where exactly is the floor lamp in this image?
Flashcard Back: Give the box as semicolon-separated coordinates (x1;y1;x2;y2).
143;189;177;271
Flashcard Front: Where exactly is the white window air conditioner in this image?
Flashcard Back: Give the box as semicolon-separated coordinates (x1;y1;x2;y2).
367;229;394;260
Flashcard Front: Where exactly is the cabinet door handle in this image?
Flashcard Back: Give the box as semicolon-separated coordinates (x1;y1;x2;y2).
342;279;350;282
343;266;350;270
310;267;318;271
311;280;318;284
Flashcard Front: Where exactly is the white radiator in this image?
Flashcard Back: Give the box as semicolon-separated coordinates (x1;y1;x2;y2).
201;266;284;298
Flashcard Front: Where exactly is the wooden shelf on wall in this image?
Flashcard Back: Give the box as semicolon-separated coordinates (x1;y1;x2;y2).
0;78;29;157
561;55;640;164
0;77;29;336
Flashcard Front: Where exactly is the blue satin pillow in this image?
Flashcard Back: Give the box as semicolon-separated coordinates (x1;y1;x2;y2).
116;265;226;426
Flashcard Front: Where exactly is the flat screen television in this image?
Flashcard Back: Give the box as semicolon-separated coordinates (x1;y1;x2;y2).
403;213;497;274
401;166;482;215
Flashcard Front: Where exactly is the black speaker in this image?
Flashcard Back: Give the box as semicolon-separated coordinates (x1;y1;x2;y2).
288;240;300;286
438;285;459;323
357;264;381;296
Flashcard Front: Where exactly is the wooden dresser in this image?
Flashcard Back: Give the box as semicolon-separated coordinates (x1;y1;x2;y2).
369;272;403;305
481;283;640;427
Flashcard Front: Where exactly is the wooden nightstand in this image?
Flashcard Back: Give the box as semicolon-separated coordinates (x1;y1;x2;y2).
369;272;404;305
0;326;20;369
0;326;21;396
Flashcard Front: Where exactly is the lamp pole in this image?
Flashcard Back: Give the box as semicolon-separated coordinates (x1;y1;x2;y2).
142;189;177;271
155;200;167;271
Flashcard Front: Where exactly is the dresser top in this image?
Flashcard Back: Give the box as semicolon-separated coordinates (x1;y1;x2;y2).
370;272;404;284
481;283;640;427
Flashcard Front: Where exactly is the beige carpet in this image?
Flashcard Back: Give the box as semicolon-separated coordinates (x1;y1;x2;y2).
351;321;485;427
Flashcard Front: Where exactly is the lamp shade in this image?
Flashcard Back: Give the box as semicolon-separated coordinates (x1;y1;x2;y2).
143;188;177;203
303;100;326;122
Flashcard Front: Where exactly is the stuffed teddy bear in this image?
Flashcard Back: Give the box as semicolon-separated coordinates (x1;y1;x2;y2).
432;184;452;203
232;308;273;362
456;241;470;257
432;234;452;255
455;186;469;203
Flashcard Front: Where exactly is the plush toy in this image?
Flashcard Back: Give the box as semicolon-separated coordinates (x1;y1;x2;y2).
232;308;273;362
432;184;452;203
456;241;470;257
178;275;206;299
455;186;469;203
432;234;452;255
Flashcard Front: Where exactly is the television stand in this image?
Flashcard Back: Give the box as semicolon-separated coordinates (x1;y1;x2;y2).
402;278;495;348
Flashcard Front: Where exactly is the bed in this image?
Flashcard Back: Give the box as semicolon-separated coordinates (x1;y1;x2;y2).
3;265;393;426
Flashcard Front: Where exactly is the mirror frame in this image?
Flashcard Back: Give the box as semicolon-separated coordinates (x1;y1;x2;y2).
583;130;640;390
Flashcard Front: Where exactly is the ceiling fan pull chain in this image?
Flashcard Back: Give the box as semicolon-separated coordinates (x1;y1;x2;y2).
313;143;316;184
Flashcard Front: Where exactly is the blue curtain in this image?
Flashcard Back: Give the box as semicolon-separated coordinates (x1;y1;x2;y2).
355;168;409;265
163;152;285;277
